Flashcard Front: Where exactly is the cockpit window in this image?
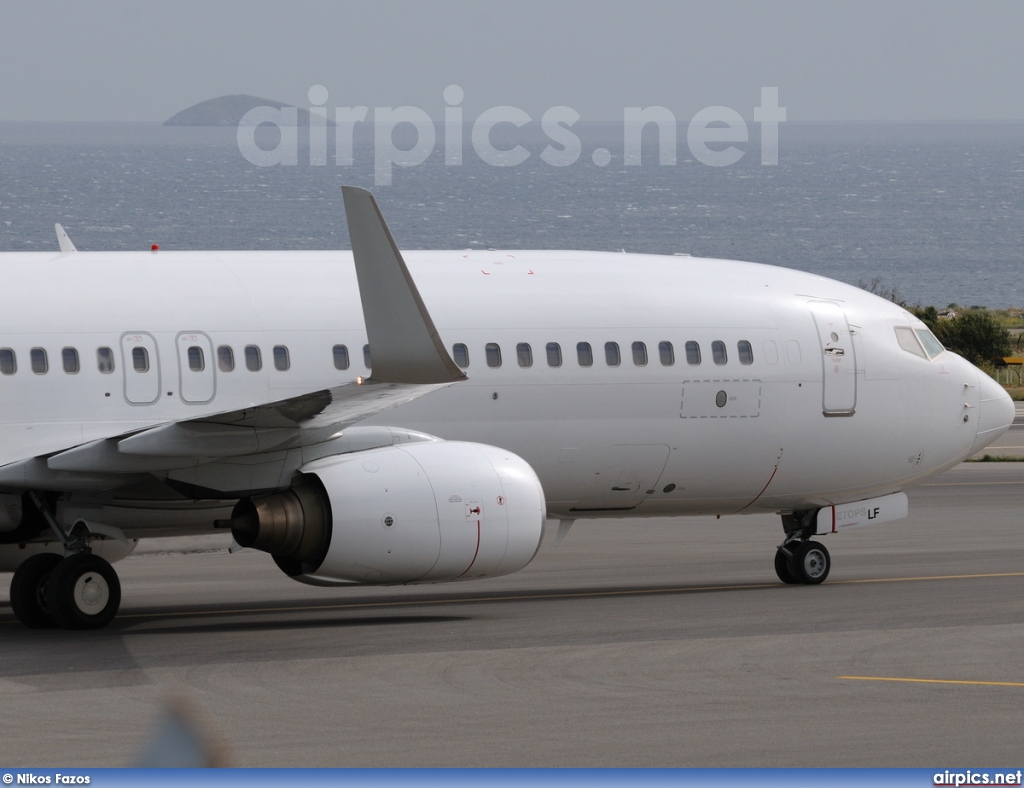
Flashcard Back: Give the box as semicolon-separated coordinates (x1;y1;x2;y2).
915;329;945;359
894;326;927;359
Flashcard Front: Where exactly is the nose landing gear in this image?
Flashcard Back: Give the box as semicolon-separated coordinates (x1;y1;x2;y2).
775;509;831;585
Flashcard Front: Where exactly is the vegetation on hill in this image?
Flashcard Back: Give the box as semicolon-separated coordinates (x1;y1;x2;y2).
911;307;1012;366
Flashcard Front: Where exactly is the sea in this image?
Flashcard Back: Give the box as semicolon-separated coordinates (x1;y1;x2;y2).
0;121;1022;309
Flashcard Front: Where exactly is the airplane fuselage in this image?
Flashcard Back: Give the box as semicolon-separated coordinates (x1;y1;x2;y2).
0;248;1007;520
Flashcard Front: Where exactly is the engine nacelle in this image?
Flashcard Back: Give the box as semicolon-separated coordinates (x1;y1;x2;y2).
225;441;546;585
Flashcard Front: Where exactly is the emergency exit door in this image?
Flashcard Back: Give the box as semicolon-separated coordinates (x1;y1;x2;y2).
176;332;215;404
121;332;161;405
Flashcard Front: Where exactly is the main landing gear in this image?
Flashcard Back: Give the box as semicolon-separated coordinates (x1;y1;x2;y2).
774;510;831;585
10;551;122;630
8;493;122;630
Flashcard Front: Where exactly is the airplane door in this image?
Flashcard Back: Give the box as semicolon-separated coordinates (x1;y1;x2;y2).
808;301;857;416
121;332;161;405
176;332;216;404
574;444;671;511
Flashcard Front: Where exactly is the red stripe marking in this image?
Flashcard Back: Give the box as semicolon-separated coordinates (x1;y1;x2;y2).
734;456;782;514
455;520;482;579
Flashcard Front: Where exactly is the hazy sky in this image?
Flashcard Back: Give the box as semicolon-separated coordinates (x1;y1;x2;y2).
1;0;1021;123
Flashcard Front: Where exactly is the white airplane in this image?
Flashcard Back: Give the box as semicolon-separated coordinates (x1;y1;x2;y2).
0;187;1013;630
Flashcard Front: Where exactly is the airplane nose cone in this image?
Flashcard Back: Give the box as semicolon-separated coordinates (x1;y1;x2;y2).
971;372;1015;455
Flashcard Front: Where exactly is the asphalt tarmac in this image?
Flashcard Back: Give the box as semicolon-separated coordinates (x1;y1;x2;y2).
2;461;1024;767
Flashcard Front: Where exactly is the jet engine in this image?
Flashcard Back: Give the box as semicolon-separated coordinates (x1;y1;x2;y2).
223;441;546;585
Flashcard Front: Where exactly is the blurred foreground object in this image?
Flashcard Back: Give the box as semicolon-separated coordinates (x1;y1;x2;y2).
135;695;232;767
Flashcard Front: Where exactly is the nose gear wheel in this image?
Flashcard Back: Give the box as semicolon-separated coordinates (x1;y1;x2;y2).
775;540;831;585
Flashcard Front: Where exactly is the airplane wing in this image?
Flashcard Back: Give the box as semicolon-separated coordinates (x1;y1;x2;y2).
0;187;465;494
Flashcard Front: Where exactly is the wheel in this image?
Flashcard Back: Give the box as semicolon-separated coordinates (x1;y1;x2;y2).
45;553;121;630
788;540;831;585
10;553;63;628
774;547;800;584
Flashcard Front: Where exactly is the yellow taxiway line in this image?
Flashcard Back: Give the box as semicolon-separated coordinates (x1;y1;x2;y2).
838;676;1024;688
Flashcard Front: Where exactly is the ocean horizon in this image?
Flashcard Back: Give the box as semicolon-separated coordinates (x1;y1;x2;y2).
1;120;1021;309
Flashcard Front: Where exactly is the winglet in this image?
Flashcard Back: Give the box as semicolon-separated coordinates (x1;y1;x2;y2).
55;223;77;253
342;186;465;384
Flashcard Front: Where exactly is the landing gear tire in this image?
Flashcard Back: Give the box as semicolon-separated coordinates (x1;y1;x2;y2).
45;553;121;630
774;547;800;584
788;541;831;585
10;553;63;629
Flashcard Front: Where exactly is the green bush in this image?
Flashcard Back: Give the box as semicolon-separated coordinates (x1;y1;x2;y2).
927;311;1011;365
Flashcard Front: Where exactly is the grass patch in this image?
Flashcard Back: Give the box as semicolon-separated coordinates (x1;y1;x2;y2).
966;454;1024;462
1005;387;1024;401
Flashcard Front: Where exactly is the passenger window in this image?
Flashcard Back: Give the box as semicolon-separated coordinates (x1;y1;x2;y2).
62;347;80;374
605;342;620;367
685;341;701;365
546;342;562;367
577;342;593;367
363;344;372;368
486;343;502;368
517;343;533;368
245;345;262;371
187;346;205;372
452;343;469;368
738;340;754;365
632;341;648;367
712;340;727;365
31;348;48;374
273;345;290;371
0;348;15;375
659;341;674;366
762;340;779;365
218;345;235;372
332;344;349;370
97;347;115;374
131;347;148;373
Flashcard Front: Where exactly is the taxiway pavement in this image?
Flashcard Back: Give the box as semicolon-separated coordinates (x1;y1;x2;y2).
2;463;1024;766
